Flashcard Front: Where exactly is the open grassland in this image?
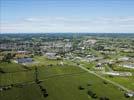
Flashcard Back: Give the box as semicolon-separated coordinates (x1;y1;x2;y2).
0;84;44;100
38;65;85;79
0;71;34;86
0;57;133;100
41;73;132;100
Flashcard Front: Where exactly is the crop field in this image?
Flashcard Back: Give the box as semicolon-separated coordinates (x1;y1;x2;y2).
0;58;133;100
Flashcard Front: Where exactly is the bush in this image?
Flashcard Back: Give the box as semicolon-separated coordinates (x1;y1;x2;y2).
87;90;98;98
103;81;108;84
87;83;91;86
78;86;84;90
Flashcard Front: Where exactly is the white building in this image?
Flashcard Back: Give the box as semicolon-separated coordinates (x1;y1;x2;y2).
120;64;134;69
45;53;57;59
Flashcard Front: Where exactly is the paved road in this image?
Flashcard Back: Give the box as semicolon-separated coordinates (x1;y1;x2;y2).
78;65;131;92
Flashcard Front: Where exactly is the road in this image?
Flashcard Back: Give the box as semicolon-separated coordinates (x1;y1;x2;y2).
78;65;131;92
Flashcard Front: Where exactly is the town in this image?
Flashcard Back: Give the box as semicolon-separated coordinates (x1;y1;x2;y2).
0;33;134;100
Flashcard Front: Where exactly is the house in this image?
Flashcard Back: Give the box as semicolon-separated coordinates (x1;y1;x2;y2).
122;64;134;69
65;53;73;59
45;53;57;59
74;57;82;61
118;57;129;61
60;61;64;66
96;63;102;67
119;72;132;76
95;63;104;70
64;43;73;52
86;55;94;58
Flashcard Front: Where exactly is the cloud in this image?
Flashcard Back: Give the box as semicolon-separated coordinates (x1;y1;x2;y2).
1;16;134;33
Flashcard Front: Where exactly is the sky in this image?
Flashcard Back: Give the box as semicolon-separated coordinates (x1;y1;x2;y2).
0;0;134;33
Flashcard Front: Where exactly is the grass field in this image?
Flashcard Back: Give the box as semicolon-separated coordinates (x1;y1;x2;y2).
0;71;34;86
0;62;26;72
0;56;133;100
41;72;132;100
0;84;44;100
105;75;134;91
33;56;61;66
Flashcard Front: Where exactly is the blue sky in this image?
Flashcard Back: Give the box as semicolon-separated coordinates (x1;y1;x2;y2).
1;0;134;33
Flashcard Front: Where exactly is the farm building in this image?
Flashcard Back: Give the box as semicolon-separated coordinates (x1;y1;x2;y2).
15;58;33;64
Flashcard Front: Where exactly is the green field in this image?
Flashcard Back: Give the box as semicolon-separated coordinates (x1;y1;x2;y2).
105;76;134;91
0;62;26;72
0;57;133;100
41;72;132;100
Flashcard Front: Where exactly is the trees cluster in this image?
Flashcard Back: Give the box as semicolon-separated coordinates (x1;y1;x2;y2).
35;67;48;98
2;53;15;63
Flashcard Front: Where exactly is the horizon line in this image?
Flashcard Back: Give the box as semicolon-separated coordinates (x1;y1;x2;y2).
0;32;134;34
